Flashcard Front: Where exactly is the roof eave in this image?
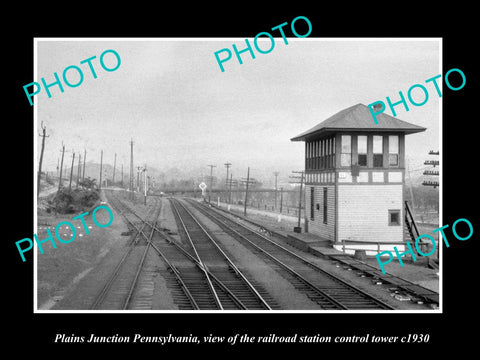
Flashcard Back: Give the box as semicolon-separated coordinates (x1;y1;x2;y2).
290;127;427;141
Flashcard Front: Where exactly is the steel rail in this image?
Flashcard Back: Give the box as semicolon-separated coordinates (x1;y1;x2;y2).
108;195;204;310
169;199;223;310
126;199;337;309
189;199;394;310
109;195;273;310
111;195;228;309
124;216;201;310
171;199;272;310
89;214;151;310
122;221;156;309
148;224;252;310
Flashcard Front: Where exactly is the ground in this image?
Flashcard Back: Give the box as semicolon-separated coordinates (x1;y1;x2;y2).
36;191;130;309
36;192;439;311
214;200;440;293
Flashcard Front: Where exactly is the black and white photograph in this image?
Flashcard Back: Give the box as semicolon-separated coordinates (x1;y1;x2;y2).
7;7;478;354
33;39;441;313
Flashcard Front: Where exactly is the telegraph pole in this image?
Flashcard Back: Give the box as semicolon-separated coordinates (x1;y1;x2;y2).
289;171;305;231
273;171;279;211
69;152;75;191
113;152;117;185
280;187;284;213
423;150;439;188
76;154;81;189
99;150;103;190
121;164;124;188
82;149;86;184
207;164;216;203
137;166;142;192
129;139;134;200
37;122;49;197
226;174;236;204
241;167;255;216
406;157;416;211
229;173;233;204
58;144;65;191
244;167;250;216
143;164;148;205
224;162;231;203
236;179;240;204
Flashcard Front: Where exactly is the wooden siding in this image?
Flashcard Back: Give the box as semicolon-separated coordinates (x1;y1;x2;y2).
306;184;335;241
337;184;403;243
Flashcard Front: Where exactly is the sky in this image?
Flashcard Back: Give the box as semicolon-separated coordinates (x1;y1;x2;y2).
35;38;440;186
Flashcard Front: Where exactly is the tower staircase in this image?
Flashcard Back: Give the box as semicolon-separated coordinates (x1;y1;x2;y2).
404;201;439;270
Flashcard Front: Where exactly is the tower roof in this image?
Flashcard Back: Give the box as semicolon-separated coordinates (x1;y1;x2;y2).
291;103;426;141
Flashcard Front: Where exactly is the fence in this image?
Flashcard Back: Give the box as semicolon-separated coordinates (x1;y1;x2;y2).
334;239;432;263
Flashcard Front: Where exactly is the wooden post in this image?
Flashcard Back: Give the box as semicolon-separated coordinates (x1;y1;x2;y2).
76;154;81;189
37;122;49;197
243;167;250;216
68;152;75;191
58;144;65;191
99;150;103;190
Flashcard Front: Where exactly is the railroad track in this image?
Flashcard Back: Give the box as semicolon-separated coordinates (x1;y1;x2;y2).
97;193;276;310
89;196;162;310
169;198;277;310
97;194;211;310
186;199;394;310
202;200;439;307
327;255;439;305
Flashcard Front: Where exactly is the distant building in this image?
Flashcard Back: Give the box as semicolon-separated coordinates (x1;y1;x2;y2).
291;103;426;253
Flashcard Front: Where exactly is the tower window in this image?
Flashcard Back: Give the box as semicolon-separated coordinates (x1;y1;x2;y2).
388;210;401;226
357;135;367;166
373;135;383;167
389;135;399;166
340;135;351;167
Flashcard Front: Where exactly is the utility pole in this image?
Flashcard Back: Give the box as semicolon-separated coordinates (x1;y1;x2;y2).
406;157;416;211
289;171;305;231
229;173;233;204
241;167;255;216
422;151;440;264
423;150;439;188
68;152;75;191
129;139;134;200
143;164;148;205
224;162;231;203
225;174;236;204
207;165;216;203
280;187;284;213
113;153;117;185
121;164;124;188
37;122;49;197
82;149;86;184
76;154;81;189
58;144;65;191
99;150;103;190
273;171;279;211
236;178;240;204
137;166;142;192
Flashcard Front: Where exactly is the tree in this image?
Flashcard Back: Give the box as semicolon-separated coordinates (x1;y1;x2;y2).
78;177;97;190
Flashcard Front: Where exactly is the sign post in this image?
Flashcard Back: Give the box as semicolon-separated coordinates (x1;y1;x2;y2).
199;182;207;200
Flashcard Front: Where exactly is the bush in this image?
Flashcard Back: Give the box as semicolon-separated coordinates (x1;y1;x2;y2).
53;187;100;214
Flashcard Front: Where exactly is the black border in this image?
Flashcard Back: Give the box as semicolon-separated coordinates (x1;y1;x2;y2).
7;6;478;354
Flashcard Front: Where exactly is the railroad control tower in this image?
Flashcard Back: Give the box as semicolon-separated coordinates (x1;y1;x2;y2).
290;103;426;254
